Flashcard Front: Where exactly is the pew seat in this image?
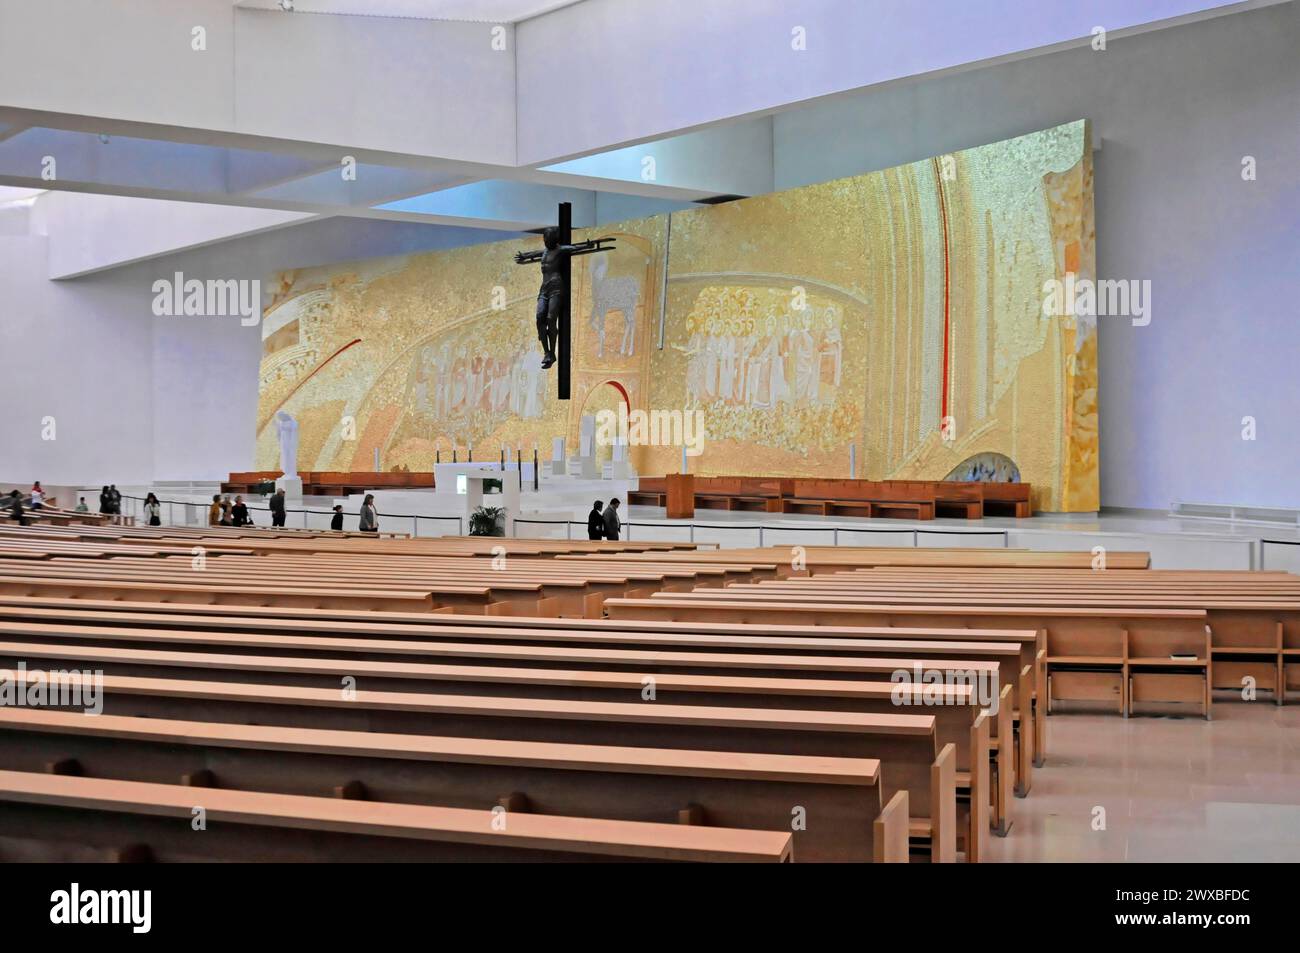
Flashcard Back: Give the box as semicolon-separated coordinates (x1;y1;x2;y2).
0;768;792;863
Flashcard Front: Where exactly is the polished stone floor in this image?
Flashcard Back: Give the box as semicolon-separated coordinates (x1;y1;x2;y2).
625;505;1300;543
984;699;1300;862
619;506;1300;570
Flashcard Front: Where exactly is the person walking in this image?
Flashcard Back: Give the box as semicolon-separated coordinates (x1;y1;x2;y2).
587;500;605;540
208;494;222;527
231;495;251;527
143;492;162;527
602;498;622;541
330;504;345;531
269;489;287;527
358;494;378;533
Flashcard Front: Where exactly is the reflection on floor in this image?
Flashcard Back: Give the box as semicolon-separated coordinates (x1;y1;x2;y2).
985;699;1300;862
620;506;1300;571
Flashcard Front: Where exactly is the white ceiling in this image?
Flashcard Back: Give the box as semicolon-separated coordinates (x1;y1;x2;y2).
233;0;585;22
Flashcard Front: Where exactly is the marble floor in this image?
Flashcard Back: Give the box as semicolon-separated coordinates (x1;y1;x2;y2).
984;699;1300;862
623;504;1300;543
616;506;1300;571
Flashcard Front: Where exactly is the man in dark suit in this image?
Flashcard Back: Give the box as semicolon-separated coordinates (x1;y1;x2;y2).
269;489;287;527
602;498;622;541
587;500;604;540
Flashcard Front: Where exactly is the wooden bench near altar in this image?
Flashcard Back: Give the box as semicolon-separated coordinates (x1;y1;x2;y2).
628;476;1032;520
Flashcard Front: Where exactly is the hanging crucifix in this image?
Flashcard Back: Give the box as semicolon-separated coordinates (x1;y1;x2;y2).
513;201;616;400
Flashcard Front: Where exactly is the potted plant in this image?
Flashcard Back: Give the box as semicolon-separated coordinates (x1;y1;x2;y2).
469;505;506;537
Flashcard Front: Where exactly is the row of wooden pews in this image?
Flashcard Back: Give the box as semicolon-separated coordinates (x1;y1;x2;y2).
559;544;1151;575
0;531;1055;863
591;555;1300;718
0;590;982;858
0;527;721;617
15;533;1273;863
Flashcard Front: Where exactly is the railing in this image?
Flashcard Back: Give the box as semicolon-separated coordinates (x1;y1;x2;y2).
117;494;1010;549
119;494;463;538
512;517;1008;548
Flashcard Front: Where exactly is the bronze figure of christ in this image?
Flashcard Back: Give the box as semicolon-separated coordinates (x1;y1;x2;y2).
513;219;616;375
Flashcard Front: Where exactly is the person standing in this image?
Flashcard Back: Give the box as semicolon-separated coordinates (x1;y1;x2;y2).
231;495;250;527
587;500;605;540
109;485;122;515
358;494;378;533
330;504;345;532
269;489;287;527
75;497;89;513
29;482;45;509
7;490;26;526
208;494;222;527
219;495;233;526
602;498;622;541
98;486;112;515
144;493;162;527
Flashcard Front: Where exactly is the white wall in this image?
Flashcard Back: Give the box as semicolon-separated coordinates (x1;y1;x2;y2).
42;191;314;279
1;214;523;485
770;2;1300;509
0;234;154;485
515;0;1271;164
0;0;518;165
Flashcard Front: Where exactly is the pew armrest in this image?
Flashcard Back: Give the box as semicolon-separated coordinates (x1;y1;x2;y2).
873;790;910;863
931;742;957;863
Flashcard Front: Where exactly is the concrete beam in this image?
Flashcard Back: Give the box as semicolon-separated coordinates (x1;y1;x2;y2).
377;179;596;230
515;0;1286;164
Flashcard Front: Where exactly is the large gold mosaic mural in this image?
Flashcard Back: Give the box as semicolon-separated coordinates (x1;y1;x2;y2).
255;120;1097;511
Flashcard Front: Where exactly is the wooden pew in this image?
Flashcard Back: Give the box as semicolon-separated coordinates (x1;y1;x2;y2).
559;546;1152;573
1;547;780;619
603;595;1040;770
0;708;901;862
611;592;1210;733
752;571;1283;714
0;602;1029;778
780;479;936;520
0;622;993;858
0;665;956;858
0;576;446;613
0;623;997;857
0;768;793;863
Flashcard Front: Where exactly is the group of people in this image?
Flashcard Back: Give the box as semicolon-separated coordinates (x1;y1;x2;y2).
6;482;48;526
206;490;379;534
586;498;623;540
97;485;122;516
208;493;258;527
326;497;378;533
